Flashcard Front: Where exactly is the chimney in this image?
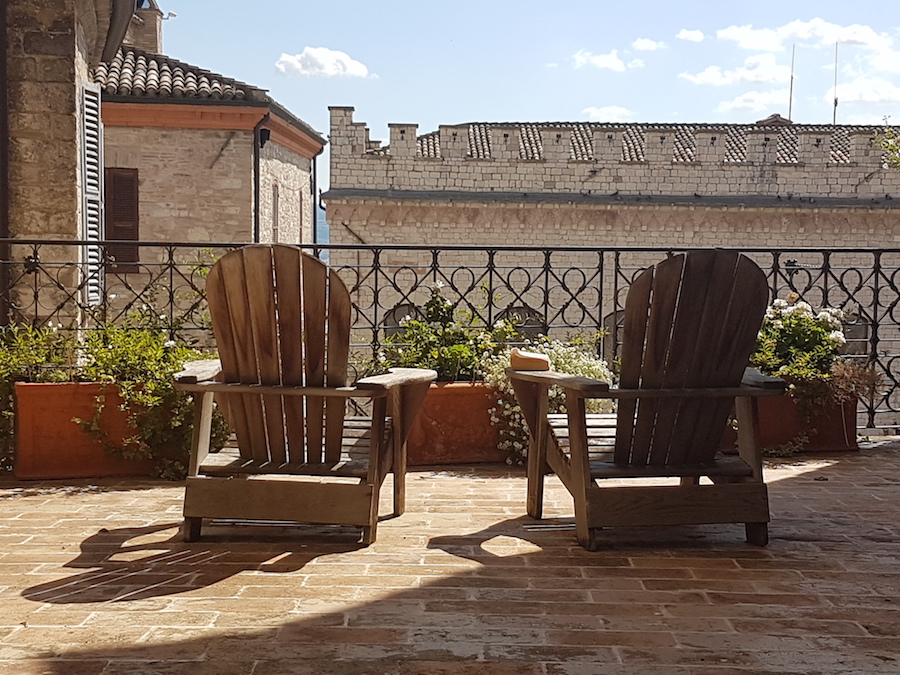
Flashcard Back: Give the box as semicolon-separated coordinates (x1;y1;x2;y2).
126;0;164;53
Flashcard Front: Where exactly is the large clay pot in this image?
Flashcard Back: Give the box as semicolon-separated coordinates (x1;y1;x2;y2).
723;396;858;453
14;382;155;480
406;382;506;466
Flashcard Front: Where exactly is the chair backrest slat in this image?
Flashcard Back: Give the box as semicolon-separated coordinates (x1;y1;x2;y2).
207;245;354;466
215;250;269;462
614;250;767;467
301;254;328;463
324;268;351;463
272;246;306;461
244;246;287;466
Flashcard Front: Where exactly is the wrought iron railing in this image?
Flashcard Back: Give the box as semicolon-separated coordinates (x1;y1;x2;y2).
1;239;897;430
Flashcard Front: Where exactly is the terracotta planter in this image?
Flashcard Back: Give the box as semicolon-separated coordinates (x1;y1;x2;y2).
406;382;506;466
723;396;859;453
14;382;154;480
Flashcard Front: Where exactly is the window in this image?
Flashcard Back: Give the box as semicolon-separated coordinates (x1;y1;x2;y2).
104;168;140;271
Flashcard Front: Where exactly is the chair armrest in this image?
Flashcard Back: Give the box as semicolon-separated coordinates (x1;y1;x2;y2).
174;359;222;384
506;367;611;395
356;368;437;390
741;367;786;390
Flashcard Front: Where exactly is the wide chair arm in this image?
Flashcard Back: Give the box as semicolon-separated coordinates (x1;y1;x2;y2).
356;367;438;390
175;359;222;384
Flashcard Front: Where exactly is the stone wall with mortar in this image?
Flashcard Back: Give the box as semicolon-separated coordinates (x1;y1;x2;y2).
258;141;314;245
328;107;900;202
104;127;255;243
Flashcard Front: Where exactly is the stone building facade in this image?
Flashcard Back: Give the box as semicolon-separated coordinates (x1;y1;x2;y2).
325;107;900;253
93;4;324;255
3;0;126;241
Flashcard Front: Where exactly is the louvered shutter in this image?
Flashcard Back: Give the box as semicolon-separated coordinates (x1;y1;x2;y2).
81;84;104;304
104;168;139;271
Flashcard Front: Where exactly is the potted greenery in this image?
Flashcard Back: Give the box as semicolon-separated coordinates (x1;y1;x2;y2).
378;283;615;465
2;310;228;480
378;283;517;464
739;294;878;454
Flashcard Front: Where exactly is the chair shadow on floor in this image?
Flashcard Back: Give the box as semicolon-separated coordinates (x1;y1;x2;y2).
22;521;365;604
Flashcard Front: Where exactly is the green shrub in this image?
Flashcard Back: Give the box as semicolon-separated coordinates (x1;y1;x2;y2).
379;284;518;381
0;313;229;479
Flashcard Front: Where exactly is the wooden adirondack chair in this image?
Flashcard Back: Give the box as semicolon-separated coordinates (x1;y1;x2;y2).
509;250;785;550
174;245;436;545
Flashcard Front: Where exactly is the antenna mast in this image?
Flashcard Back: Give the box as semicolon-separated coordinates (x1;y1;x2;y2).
833;42;839;125
788;44;796;121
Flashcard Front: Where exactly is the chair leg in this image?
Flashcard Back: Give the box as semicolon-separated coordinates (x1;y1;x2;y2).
745;522;769;546
360;523;376;546
182;517;202;542
392;442;407;518
577;527;602;552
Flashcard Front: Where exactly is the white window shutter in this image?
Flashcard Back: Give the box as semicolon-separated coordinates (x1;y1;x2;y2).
81;83;104;306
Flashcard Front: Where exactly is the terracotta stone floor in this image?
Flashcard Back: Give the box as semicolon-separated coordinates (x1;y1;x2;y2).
1;441;900;674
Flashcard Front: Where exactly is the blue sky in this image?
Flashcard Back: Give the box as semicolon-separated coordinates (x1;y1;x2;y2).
162;0;900;188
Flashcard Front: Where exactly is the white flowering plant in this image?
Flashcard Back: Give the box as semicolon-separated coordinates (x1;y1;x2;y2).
482;336;614;464
749;293;877;416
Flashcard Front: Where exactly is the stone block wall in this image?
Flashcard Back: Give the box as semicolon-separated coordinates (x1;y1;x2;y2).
328;108;899;202
104;127;255;243
258;141;313;244
7;0;81;239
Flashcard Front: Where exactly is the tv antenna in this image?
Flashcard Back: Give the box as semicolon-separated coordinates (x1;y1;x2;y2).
833;42;839;125
788;44;796;121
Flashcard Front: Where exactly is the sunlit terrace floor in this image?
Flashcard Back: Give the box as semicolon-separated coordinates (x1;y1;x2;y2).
1;441;900;675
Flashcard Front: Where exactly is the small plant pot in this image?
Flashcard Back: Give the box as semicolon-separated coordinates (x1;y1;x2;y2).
406;382;506;466
13;382;155;480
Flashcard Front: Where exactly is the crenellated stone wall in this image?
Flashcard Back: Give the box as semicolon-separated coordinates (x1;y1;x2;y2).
327;107;898;202
325;107;900;260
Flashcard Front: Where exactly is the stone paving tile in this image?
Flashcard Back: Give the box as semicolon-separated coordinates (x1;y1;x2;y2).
2;441;900;672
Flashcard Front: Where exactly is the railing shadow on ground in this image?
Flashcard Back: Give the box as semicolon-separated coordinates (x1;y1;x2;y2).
10;443;900;673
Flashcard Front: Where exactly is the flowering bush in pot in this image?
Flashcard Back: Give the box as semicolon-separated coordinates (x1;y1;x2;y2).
482;335;614;464
377;284;615;464
745;294;879;454
1;310;228;479
378;283;517;382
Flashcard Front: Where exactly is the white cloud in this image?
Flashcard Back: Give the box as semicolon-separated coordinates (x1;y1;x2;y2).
275;47;371;78
717;88;790;112
628;58;646;69
676;29;704;42
632;38;665;51
828;77;900;104
717;19;894;54
582;105;634;122
680;53;790;86
717;25;783;51
573;49;625;72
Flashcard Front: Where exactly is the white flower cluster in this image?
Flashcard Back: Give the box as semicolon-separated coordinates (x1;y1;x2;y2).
765;296;847;346
481;338;614;464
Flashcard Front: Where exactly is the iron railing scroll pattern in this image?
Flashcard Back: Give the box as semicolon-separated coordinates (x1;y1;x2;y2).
0;239;897;431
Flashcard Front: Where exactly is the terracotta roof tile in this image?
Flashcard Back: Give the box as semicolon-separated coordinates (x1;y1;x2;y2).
91;46;267;102
394;121;879;164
